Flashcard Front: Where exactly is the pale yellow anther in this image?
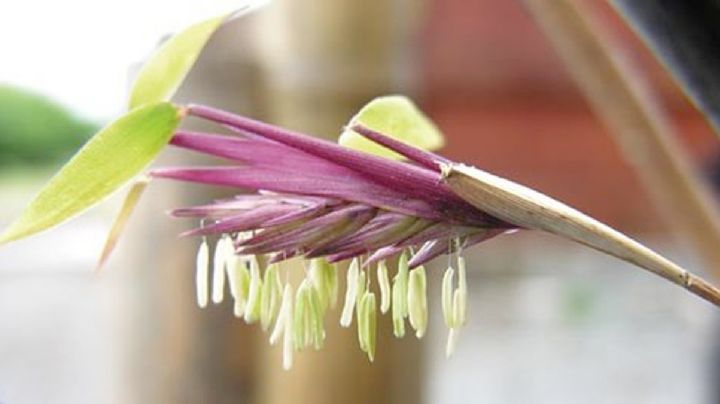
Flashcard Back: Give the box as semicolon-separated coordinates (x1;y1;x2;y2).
226;256;240;300
356;268;367;307
360;292;377;362
309;259;328;311
357;291;369;353
377;260;391;314
455;257;468;326
195;240;209;308
391;276;406;338
445;255;469;356
260;263;281;331
310;258;336;311
396;251;409;317
244;256;263;324
452;290;464;327
327;262;339;308
340;258;360;327
446;327;460;358
442;266;456;327
301;261;331;349
211;235;231;304
293;280;309;350
270;283;293;346
407;266;428;339
307;286;326;349
281;283;295;370
228;257;250;318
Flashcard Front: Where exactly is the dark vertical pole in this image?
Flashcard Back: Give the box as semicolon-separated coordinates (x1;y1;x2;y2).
611;0;720;133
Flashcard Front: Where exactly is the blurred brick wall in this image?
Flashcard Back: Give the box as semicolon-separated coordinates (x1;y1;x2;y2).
420;0;719;232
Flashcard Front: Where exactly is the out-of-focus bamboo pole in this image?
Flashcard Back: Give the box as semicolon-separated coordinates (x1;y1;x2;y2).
250;1;425;404
524;0;720;278
123;21;266;404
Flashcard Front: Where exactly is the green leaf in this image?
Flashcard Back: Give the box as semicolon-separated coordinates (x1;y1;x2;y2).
339;95;445;159
0;102;182;244
128;14;228;109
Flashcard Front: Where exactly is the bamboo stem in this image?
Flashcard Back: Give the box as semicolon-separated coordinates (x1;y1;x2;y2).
523;0;720;278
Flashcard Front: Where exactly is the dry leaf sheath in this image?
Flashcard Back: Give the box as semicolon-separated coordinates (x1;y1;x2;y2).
442;163;720;306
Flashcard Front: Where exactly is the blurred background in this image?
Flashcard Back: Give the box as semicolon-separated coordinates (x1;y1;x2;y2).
1;0;720;403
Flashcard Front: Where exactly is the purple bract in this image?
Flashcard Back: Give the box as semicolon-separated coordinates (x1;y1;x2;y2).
150;105;516;267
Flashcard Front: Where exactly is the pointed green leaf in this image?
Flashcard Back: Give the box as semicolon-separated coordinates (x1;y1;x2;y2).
339;95;445;159
128;14;228;109
0;102;181;244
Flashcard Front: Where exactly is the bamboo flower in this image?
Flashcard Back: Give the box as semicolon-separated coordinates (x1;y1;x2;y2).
149;104;720;368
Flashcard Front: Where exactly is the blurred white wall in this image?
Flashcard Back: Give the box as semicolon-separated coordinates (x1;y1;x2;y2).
426;234;718;404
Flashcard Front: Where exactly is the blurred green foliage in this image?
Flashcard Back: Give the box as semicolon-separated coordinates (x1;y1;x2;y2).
0;85;98;167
